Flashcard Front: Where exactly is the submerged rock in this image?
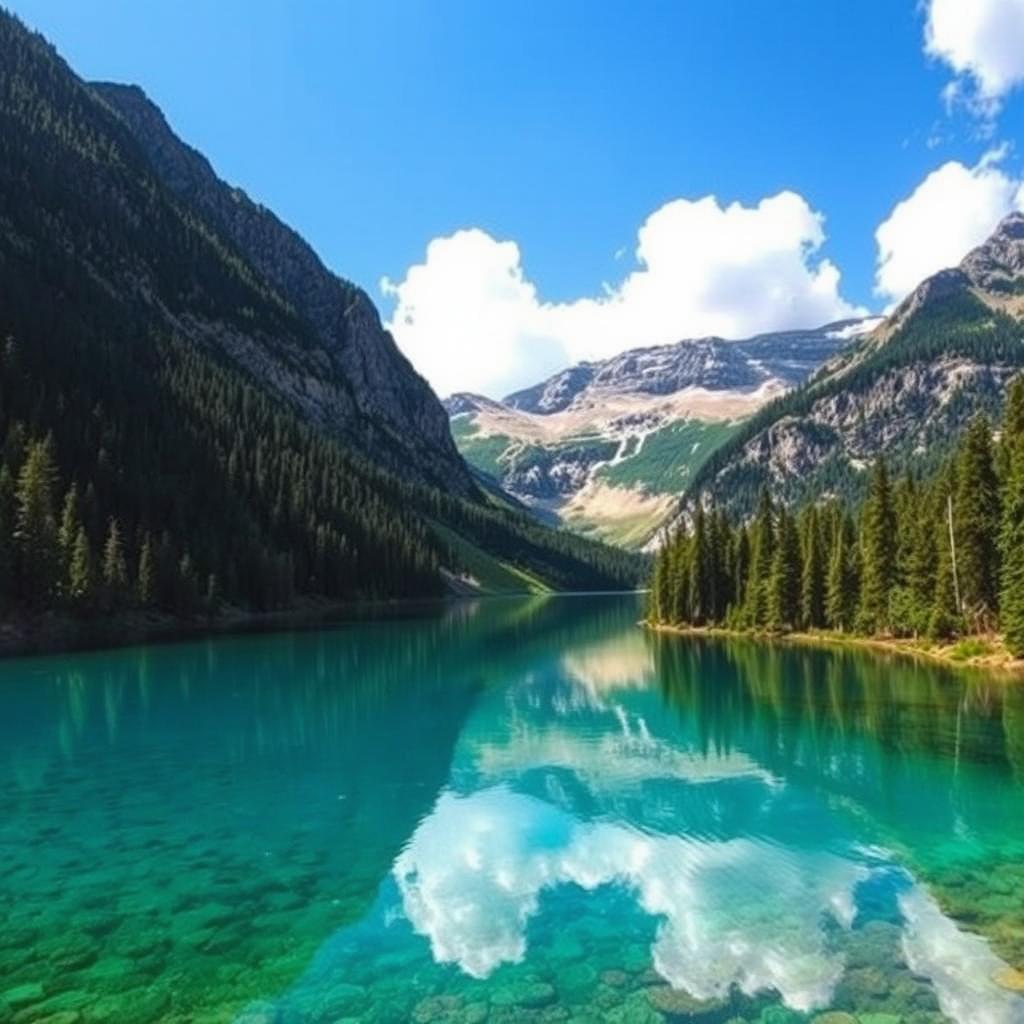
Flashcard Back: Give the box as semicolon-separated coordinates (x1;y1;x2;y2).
646;984;729;1020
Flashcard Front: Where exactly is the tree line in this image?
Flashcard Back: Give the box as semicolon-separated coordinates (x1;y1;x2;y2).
648;375;1024;657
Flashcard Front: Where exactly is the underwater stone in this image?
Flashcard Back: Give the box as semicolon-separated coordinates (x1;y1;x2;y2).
759;1008;802;1024
490;982;557;1009
559;963;598;999
646;985;729;1020
412;994;463;1022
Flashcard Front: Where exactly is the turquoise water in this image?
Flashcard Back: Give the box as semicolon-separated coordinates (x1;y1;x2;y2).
2;595;1024;1024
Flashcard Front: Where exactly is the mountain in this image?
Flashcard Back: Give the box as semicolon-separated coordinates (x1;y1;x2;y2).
446;319;876;548
90;80;472;496
684;212;1024;520
0;10;641;619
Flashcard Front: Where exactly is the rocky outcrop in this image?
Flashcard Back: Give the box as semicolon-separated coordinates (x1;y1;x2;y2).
92;82;474;494
502;320;875;414
684;212;1024;519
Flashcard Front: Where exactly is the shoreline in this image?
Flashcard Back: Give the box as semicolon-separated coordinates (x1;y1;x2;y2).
0;589;646;661
0;596;456;661
643;620;1024;676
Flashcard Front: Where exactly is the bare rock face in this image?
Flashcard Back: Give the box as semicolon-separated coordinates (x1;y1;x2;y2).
961;210;1024;293
502;321;872;414
92;82;474;495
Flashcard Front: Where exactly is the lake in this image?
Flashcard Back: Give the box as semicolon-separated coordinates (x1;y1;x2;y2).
1;594;1023;1024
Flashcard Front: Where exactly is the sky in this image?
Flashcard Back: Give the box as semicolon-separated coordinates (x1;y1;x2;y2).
9;0;1024;398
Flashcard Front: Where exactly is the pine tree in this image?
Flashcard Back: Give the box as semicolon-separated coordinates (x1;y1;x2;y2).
1001;374;1024;466
826;514;856;631
688;506;710;625
1001;438;1024;657
733;527;750;615
768;506;801;631
745;489;775;628
955;414;1001;628
905;493;938;637
101;518;129;611
177;552;200;615
859;458;897;634
204;573;220;618
67;526;94;610
14;438;59;607
57;483;81;598
930;527;961;641
137;534;156;609
800;505;825;629
0;466;16;605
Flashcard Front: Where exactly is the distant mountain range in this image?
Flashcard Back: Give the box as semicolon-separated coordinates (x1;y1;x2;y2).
446;318;879;547
682;211;1024;521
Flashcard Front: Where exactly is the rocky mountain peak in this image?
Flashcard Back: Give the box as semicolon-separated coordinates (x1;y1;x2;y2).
960;210;1024;295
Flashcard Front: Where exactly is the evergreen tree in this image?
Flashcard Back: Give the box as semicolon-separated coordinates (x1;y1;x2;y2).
137;534;156;609
745;489;775;628
57;483;81;598
1001;439;1024;657
768;507;801;631
930;528;962;641
799;505;825;629
825;514;856;631
858;458;897;634
1001;374;1024;466
67;526;94;610
0;466;16;605
905;493;938;637
204;573;220;619
688;506;710;625
733;527;750;616
14;438;59;607
954;414;1001;628
101;518;129;611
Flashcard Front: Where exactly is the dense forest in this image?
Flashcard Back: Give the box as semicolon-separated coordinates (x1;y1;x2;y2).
0;11;640;622
648;375;1024;657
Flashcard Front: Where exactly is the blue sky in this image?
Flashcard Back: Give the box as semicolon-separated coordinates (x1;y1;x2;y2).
10;0;1024;396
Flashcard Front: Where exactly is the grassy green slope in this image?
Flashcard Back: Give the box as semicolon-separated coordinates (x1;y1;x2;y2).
595;420;741;493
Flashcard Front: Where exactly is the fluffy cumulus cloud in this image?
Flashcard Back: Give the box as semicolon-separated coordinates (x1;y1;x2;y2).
381;191;863;398
925;0;1024;115
393;787;1024;1022
394;787;864;1011
874;150;1024;304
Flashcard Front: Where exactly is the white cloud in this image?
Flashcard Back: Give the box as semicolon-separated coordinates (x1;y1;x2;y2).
394;786;864;1011
874;150;1024;304
925;0;1024;114
382;191;863;399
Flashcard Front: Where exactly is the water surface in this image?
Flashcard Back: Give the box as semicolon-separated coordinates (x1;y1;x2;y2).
1;595;1024;1023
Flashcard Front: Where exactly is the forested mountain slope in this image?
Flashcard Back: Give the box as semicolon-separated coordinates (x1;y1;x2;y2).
0;10;640;620
684;213;1024;519
91;80;470;494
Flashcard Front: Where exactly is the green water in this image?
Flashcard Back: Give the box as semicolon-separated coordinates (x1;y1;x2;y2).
2;595;1024;1024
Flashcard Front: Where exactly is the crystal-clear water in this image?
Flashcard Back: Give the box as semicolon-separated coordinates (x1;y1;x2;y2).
2;594;1024;1024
